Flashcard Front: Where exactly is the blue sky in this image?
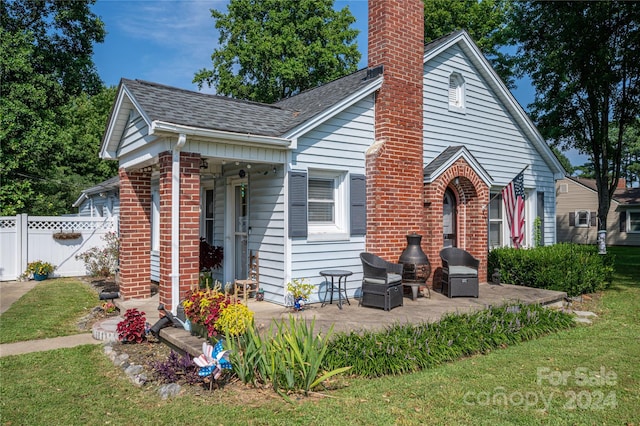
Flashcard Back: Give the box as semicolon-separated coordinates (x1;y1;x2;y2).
91;0;587;166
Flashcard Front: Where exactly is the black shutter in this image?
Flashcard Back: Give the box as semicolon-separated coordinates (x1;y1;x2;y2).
288;171;308;238
569;212;575;227
620;211;627;232
350;174;366;236
590;212;597;227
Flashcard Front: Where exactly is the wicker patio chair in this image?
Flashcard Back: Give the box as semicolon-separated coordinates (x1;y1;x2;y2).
439;247;479;298
359;252;404;311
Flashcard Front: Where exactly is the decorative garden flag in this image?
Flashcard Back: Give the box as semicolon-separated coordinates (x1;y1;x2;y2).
502;170;526;248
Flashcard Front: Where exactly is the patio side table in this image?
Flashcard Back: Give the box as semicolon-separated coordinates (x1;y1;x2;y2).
320;270;352;309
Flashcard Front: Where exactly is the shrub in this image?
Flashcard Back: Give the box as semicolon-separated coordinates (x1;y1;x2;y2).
150;350;202;385
116;309;147;343
488;243;614;297
322;303;574;378
75;232;119;277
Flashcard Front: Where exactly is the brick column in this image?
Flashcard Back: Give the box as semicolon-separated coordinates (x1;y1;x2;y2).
158;151;200;311
118;168;151;299
366;0;425;260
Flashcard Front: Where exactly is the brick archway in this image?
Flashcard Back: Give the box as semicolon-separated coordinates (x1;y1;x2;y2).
422;158;489;288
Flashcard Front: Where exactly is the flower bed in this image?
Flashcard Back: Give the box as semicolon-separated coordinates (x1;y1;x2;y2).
182;287;254;338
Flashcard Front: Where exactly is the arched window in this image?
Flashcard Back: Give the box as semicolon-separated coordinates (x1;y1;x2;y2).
448;72;465;110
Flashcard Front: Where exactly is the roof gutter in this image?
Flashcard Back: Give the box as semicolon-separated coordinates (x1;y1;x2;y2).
171;133;186;314
150;121;292;148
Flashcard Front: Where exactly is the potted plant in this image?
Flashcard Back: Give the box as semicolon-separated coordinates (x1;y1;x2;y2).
286;278;315;311
23;260;56;281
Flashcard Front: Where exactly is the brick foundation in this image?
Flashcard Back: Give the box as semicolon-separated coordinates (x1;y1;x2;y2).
118;168;151;300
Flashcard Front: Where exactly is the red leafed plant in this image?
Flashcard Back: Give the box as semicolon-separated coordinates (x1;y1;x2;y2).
200;238;223;270
116;308;147;343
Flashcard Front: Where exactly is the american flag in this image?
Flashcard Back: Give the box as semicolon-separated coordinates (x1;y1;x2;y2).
502;171;525;248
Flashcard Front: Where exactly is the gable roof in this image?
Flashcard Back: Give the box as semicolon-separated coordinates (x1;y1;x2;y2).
422;30;565;178
101;29;564;179
563;176;640;206
101;68;382;158
424;146;492;187
72;176;119;208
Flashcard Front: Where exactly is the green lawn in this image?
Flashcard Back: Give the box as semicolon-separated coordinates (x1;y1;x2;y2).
0;279;100;344
1;248;638;425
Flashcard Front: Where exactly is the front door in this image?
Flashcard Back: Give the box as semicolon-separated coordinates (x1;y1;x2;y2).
233;181;248;280
443;188;457;248
225;179;249;283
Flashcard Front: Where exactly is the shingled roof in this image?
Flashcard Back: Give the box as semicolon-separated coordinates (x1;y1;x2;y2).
121;67;377;138
565;176;640;205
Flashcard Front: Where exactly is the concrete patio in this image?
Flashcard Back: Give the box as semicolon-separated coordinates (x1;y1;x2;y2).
115;283;567;357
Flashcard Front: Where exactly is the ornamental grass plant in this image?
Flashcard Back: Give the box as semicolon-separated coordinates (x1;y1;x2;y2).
322;303;575;377
224;316;351;396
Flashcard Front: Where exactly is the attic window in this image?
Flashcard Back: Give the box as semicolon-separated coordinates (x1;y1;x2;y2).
448;72;465;112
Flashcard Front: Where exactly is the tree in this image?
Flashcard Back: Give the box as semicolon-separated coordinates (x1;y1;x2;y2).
194;0;361;103
0;1;112;215
423;0;515;87
618;119;640;187
551;146;574;176
1;0;106;97
0;29;65;215
575;162;596;180
509;1;640;231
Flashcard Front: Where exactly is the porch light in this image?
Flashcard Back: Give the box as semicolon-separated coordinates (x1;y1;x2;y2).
200;159;209;169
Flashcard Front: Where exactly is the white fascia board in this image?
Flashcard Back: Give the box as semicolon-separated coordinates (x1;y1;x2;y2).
281;78;383;141
424;31;566;179
100;85;153;159
150;121;292;149
72;193;88;208
425;146;493;187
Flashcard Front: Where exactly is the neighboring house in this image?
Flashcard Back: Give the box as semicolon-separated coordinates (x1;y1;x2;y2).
556;177;640;246
73;176;120;218
100;0;564;310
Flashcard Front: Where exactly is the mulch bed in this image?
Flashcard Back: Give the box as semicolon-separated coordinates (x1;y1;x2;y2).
78;277;289;403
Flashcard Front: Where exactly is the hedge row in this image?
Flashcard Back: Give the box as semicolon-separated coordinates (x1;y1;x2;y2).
488;244;614;297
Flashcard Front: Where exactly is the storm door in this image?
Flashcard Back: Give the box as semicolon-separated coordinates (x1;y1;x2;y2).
443;188;457;248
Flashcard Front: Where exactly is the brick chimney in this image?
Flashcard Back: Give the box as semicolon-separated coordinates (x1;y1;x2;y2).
366;0;425;259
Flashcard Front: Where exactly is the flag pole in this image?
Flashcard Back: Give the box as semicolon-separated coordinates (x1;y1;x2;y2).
484;165;529;208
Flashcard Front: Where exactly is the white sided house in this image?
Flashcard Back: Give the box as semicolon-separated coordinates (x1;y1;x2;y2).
101;0;564;311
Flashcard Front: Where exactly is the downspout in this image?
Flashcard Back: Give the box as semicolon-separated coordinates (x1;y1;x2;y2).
171;133;186;314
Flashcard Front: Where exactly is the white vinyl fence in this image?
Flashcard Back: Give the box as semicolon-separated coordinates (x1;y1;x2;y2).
0;214;117;281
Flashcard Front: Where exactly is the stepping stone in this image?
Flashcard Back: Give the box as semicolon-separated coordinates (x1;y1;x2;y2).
573;310;598;318
574;317;593;325
92;316;123;342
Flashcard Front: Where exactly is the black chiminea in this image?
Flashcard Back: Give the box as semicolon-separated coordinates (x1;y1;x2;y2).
398;234;431;300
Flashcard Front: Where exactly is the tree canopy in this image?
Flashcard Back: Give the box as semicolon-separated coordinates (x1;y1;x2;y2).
193;0;361;103
0;0;116;216
509;1;640;229
1;0;106;97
